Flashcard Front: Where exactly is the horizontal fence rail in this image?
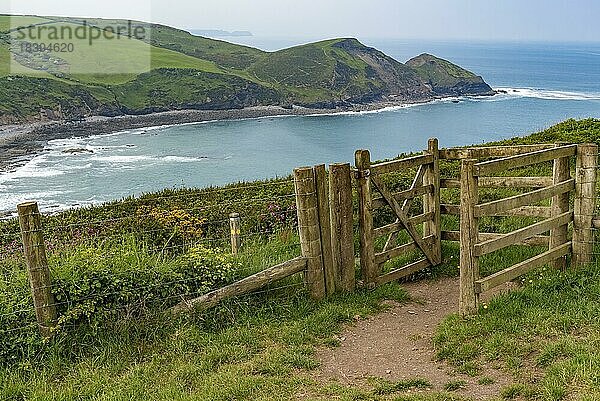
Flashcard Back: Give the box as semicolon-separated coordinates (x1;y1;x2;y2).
473;144;577;177
475;243;572;294
439;144;555;160
457;143;597;316
475;179;575;217
172;256;308;313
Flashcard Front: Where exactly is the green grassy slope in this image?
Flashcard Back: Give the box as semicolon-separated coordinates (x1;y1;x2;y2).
0;15;493;122
249;38;432;104
60;17;267;70
406;53;493;96
113;69;281;112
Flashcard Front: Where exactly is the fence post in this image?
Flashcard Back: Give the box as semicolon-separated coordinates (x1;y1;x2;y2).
294;167;326;300
329;163;356;292
17;202;57;337
459;160;480;316
355;150;377;288
550;144;570;269
424;138;442;264
573;143;598;268
229;213;241;255
313;164;336;296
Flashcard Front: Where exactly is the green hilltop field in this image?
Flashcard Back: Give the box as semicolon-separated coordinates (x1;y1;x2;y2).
0;15;493;123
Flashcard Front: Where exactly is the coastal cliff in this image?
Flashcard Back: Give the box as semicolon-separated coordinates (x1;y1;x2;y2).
0;15;495;123
406;53;494;97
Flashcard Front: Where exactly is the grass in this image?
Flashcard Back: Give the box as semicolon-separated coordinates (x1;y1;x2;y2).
371;378;432;395
2;119;600;400
478;376;495;385
0;15;51;32
428;118;600;400
0;43;9;76
6;20;223;86
444;380;467;392
408;54;479;87
435;261;600;399
0;265;411;400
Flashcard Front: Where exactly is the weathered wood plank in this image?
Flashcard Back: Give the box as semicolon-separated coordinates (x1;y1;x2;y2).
375;259;431;286
476;179;574;217
441;230;550;246
459;159;480;317
314;164;335;296
424;138;442;264
573;143;598;267
371;175;437;265
375;235;435;265
17;202;57;337
441;204;460;215
295;167;326;299
370;154;434;176
329;163;356;293
355;150;377;286
475;243;571;293
474;211;572;256
496;206;553;218
229;213;241;254
375;241;417;265
441;177;553;189
442;204;552;218
172;257;308;313
550;146;571;269
439;144;554;160
474;145;577;176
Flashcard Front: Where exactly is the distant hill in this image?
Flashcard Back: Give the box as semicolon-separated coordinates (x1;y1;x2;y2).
0;15;494;123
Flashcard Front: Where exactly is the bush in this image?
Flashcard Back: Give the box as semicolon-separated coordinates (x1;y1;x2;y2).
0;237;240;364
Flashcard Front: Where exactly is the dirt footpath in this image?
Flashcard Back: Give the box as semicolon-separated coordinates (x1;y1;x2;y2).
315;277;514;400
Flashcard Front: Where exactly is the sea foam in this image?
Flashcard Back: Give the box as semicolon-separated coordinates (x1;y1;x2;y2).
495;87;600;101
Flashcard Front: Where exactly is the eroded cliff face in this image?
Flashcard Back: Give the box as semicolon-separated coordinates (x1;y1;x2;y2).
332;39;433;102
315;40;494;105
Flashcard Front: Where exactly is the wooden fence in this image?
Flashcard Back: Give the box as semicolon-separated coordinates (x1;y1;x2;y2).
15;139;600;335
354;138;442;289
438;143;597;316
168;164;356;313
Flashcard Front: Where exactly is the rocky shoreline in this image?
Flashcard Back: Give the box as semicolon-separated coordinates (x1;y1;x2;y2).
0;102;407;171
0;95;493;172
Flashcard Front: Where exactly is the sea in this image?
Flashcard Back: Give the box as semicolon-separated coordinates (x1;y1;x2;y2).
1;38;599;214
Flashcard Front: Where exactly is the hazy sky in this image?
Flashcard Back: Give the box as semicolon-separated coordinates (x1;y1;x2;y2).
3;0;600;42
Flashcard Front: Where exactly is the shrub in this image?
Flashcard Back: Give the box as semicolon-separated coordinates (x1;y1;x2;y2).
0;237;239;364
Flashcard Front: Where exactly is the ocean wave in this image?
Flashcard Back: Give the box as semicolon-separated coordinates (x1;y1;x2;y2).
90;155;153;163
0;190;64;213
0;156;65;183
495;87;600;101
161;156;209;163
303;103;426;118
47;138;136;153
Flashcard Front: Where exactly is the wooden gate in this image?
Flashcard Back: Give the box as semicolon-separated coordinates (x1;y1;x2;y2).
452;144;599;316
355;138;442;288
